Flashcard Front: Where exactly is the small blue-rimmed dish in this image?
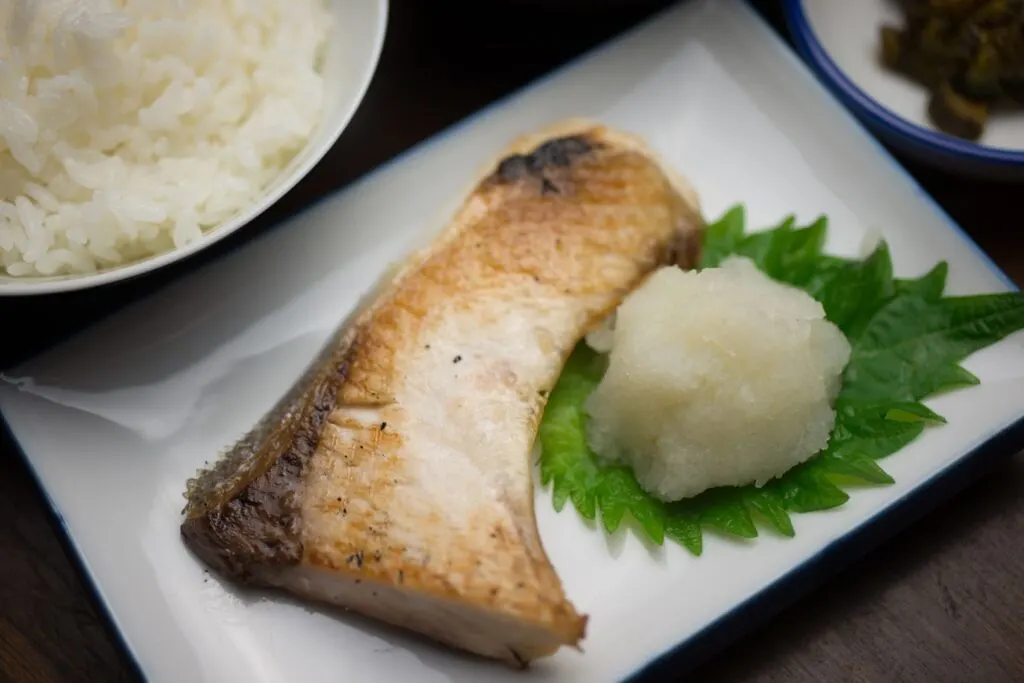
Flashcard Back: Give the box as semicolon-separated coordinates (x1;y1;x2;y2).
783;0;1024;180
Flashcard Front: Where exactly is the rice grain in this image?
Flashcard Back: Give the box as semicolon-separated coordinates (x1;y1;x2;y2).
0;0;332;278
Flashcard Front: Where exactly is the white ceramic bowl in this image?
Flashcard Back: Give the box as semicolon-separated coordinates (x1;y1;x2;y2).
0;0;388;296
785;0;1024;179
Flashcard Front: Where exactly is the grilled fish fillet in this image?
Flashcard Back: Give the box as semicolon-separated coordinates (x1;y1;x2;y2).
180;119;703;666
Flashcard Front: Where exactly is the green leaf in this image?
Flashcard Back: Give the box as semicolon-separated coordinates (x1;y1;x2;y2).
801;255;853;300
700;205;746;269
884;402;946;424
817;244;894;339
773;466;851;512
777;217;829;287
745;488;796;537
845;292;1024;402
664;507;703;555
729;215;796;276
895;262;948;301
537;203;1024;554
831;399;927;460
694;488;759;539
814;452;895;486
598;468;666;543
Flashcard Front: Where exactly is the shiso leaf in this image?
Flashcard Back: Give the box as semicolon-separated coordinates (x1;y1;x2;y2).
768;465;850;513
664;506;703;555
699;204;746;269
598;468;666;543
884;402;947;424
813;452;895;486
537;203;1024;555
895;262;947;301
744;488;795;537
817;243;895;339
693;488;758;539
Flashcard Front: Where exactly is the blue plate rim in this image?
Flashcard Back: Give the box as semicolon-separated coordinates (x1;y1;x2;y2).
2;1;1023;682
782;0;1024;167
625;415;1024;681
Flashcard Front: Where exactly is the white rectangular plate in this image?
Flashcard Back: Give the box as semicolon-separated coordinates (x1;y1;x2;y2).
3;1;1024;682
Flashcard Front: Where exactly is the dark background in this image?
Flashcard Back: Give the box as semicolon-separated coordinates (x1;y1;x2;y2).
2;1;1023;681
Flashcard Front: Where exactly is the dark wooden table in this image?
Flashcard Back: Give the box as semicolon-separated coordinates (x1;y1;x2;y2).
2;1;1024;681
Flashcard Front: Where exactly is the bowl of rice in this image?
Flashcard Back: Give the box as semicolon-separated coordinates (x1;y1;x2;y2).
0;0;388;295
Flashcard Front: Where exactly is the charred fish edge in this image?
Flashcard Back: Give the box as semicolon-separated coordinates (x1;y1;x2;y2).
489;134;605;191
180;343;352;582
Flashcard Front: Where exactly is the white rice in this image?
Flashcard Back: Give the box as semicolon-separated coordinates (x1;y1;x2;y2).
0;0;332;277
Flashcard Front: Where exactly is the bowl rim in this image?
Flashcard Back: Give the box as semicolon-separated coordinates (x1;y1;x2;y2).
782;0;1024;167
0;0;390;297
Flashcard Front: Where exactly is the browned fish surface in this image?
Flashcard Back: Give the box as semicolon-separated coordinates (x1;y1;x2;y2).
180;119;703;666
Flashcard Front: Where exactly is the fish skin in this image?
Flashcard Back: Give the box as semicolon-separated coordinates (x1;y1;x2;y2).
181;119;703;666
